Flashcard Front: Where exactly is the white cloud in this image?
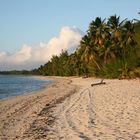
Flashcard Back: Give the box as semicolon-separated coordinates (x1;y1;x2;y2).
0;26;83;71
0;51;8;60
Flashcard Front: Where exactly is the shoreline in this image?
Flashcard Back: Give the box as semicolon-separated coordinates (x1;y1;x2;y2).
0;75;53;101
0;77;140;139
0;76;78;139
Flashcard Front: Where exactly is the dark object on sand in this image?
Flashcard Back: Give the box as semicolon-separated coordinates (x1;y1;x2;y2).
91;79;106;87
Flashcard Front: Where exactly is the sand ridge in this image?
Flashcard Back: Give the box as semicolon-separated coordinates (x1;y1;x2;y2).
0;77;140;140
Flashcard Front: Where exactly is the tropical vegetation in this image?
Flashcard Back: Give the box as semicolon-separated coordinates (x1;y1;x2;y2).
33;15;140;78
1;15;140;78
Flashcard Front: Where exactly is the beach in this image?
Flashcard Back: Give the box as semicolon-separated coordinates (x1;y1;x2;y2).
0;76;140;140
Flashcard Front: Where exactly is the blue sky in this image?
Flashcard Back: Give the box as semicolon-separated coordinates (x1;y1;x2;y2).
0;0;139;53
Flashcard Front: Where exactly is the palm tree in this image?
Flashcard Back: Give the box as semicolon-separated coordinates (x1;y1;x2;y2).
77;34;101;71
88;17;110;47
107;15;120;29
97;40;117;64
121;20;137;59
108;15;127;42
79;35;95;62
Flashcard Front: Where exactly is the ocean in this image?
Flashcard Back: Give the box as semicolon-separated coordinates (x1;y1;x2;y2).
0;75;51;99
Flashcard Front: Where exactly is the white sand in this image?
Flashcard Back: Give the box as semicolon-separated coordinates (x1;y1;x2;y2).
0;77;140;140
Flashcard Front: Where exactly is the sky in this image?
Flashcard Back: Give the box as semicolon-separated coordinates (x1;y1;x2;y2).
0;0;140;70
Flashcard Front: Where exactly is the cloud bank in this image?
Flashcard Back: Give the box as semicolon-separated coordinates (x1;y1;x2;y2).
0;26;83;71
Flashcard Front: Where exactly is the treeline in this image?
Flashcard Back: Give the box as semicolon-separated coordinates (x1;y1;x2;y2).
0;70;35;75
35;15;140;78
1;15;140;78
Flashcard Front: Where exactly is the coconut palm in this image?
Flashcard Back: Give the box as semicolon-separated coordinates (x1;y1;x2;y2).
108;15;127;42
88;17;110;47
120;20;137;59
97;40;117;64
79;35;95;62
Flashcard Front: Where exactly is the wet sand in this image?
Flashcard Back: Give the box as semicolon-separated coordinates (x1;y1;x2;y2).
0;77;140;140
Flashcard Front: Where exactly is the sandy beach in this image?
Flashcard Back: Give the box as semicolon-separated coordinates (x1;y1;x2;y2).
0;76;140;140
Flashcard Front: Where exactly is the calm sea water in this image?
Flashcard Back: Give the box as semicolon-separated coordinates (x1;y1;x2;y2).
0;75;51;99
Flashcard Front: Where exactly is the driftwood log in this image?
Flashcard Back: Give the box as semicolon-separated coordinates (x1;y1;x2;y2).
91;79;106;87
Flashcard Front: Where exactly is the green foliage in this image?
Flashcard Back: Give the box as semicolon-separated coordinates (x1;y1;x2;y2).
32;15;140;78
0;70;35;75
96;59;122;78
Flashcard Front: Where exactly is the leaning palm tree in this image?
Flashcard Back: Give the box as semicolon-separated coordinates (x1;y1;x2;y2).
80;35;96;62
77;34;101;72
97;40;117;64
